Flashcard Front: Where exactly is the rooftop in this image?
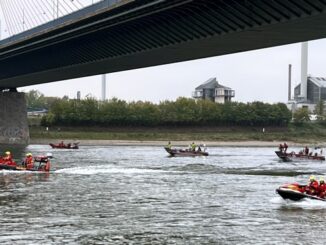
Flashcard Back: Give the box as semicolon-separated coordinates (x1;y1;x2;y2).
195;78;231;90
309;76;326;88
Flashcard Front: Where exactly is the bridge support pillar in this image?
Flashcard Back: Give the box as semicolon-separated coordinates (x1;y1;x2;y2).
0;92;29;144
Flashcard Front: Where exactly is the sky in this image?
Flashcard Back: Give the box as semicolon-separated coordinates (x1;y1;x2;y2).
1;1;326;104
19;39;326;104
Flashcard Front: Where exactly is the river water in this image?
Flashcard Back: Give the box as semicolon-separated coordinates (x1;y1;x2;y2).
1;145;326;244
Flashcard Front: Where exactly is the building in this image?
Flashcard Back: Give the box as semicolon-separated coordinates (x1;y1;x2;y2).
287;42;324;113
192;78;235;103
288;76;326;112
294;76;326;104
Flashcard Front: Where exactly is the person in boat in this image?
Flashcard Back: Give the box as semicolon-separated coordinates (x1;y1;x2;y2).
42;159;51;172
166;141;172;149
191;142;196;152
24;153;34;170
305;175;319;195
279;143;284;152
35;155;51;172
2;151;15;166
59;141;64;147
304;146;309;155
318;177;326;198
3;151;12;161
283;142;288;153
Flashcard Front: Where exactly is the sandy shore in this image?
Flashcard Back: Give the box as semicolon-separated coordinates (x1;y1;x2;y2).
29;139;318;147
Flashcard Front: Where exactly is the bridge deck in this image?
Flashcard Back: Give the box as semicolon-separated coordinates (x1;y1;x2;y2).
1;0;326;88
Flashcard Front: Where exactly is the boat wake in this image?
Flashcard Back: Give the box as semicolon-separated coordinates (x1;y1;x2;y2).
55;165;166;175
225;168;319;177
271;197;326;209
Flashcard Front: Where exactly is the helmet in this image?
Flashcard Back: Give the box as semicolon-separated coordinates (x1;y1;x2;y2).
320;177;325;183
26;153;32;156
5;151;10;155
310;175;316;181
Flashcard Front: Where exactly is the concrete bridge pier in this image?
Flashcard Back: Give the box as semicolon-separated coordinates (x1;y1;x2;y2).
0;92;29;144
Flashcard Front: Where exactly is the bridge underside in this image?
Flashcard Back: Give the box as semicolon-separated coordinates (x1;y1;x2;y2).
1;0;326;87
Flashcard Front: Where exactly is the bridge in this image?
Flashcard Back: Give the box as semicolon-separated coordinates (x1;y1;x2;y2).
1;0;326;144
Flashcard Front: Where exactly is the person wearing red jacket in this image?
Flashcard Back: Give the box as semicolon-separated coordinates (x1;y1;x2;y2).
306;175;319;195
24;153;34;170
3;151;16;166
318;177;326;198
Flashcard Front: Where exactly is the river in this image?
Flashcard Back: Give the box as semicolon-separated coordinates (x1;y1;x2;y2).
1;145;326;244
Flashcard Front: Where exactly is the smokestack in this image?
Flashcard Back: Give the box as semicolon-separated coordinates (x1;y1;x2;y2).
288;64;292;101
101;74;106;101
301;42;308;100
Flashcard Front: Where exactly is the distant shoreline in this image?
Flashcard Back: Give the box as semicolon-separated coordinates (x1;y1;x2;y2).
29;139;320;147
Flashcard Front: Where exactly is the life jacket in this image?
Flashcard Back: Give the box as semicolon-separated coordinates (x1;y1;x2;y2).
320;183;326;190
306;180;319;195
25;156;34;169
318;183;326;196
3;155;12;162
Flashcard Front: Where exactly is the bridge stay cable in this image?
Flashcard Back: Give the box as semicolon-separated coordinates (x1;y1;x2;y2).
28;0;51;24
0;0;13;36
0;0;91;38
4;0;21;34
1;0;16;35
20;0;41;30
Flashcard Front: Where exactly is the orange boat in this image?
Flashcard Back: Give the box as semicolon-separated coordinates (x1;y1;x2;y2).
0;155;52;172
275;150;325;161
276;183;326;202
50;142;79;149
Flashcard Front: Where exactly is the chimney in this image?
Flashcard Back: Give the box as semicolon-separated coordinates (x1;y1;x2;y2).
101;74;106;101
288;64;292;101
301;42;308;100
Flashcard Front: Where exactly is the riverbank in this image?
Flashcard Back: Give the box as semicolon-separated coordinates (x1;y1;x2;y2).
29;123;326;146
29;139;326;147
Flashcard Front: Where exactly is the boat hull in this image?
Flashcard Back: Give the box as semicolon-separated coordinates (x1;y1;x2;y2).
0;164;49;172
164;147;208;157
49;143;79;149
276;187;325;202
275;151;325;161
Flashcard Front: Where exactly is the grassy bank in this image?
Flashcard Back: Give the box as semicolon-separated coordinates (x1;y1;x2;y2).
29;123;326;143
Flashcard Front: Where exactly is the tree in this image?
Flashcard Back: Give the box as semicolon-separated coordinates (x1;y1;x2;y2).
314;100;325;120
25;90;46;109
293;107;310;123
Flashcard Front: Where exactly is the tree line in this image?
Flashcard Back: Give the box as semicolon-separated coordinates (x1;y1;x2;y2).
34;95;291;127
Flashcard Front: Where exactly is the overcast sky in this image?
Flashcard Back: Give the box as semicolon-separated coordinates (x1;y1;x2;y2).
1;1;326;104
19;38;326;104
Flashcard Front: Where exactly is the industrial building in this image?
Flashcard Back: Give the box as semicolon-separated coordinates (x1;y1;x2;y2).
288;42;325;112
294;76;326;104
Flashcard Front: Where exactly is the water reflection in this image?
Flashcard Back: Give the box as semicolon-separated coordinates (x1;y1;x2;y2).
0;172;50;189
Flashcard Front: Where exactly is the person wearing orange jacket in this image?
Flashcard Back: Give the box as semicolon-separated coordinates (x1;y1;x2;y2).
318;177;326;198
24;153;34;170
306;175;319;195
